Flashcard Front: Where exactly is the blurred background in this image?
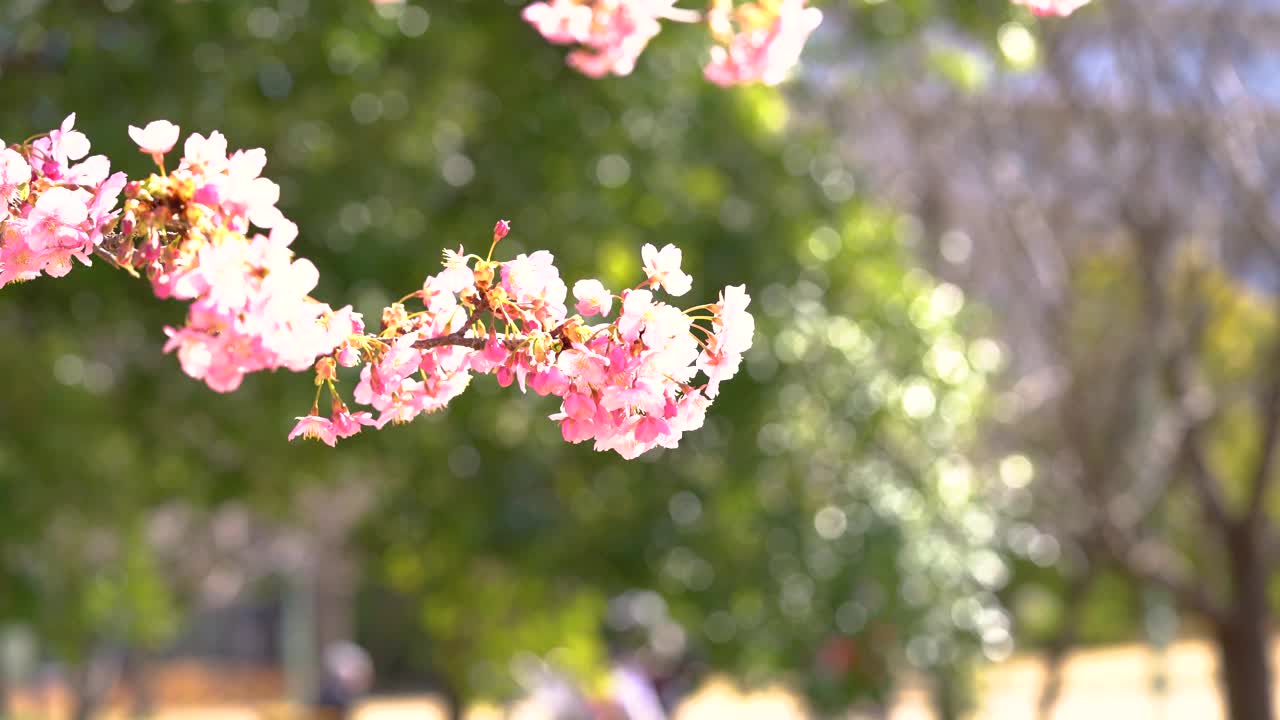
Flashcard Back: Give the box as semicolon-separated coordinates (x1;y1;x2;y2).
2;0;1279;718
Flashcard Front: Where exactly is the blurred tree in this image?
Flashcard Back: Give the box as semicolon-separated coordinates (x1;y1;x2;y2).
1;0;1010;717
819;1;1280;717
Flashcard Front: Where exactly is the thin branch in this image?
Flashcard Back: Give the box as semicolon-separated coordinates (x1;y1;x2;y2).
1179;424;1234;535
409;306;536;352
413;333;486;351
1263;526;1280;564
411;306;487;351
1146;253;1233;538
1245;336;1280;526
1074;438;1226;622
1100;523;1225;623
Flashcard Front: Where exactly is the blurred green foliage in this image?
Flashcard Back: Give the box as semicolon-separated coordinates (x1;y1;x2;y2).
0;0;1016;714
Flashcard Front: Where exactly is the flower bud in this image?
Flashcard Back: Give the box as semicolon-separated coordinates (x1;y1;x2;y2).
493;219;511;242
315;356;338;383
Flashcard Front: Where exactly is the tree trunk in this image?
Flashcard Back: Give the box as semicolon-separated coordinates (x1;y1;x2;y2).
69;666;99;720
930;667;962;720
123;649;154;719
436;677;465;720
444;691;464;720
0;671;11;720
1216;527;1274;720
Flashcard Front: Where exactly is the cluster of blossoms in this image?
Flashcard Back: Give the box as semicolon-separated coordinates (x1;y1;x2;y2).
522;0;676;78
0;118;754;458
517;0;1092;82
291;224;754;458
0;115;127;287
521;0;821;84
111;121;359;393
704;0;823;87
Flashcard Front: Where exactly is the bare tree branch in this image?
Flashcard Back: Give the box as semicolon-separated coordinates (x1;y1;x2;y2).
1100;523;1226;622
1246;336;1280;526
1178;423;1235;534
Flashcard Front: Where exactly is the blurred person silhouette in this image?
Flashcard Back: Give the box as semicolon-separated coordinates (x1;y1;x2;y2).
311;641;373;720
600;596;706;720
603;622;667;720
510;667;596;720
650;648;703;715
608;657;665;720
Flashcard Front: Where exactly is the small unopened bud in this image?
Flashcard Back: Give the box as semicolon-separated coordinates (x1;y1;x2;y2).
315;357;337;383
493;219;511;242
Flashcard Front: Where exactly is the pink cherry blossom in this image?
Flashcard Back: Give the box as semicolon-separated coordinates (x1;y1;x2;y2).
559;416;596;443
523;0;594;43
128;120;181;156
1013;0;1090;16
63;155;111;188
524;0;694;78
565;6;661;78
289;415;338;447
332;407;377;439
633;414;670;443
0;148;30;202
25;187;89;252
714;283;755;355
641;242;692;296
704;0;822;87
0;241;40;286
501;250;568;318
45;114;92;166
469;336;510;374
564;391;598;420
696;284;754;397
529;366;570;396
182;131;230;173
617;288;654;342
573;278;613;316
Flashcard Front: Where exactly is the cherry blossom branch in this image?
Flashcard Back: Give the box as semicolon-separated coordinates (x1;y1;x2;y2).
412;334;488;351
1;117;755;459
410;305;491;351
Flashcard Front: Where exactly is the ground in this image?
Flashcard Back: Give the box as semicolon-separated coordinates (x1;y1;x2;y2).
10;637;1270;720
